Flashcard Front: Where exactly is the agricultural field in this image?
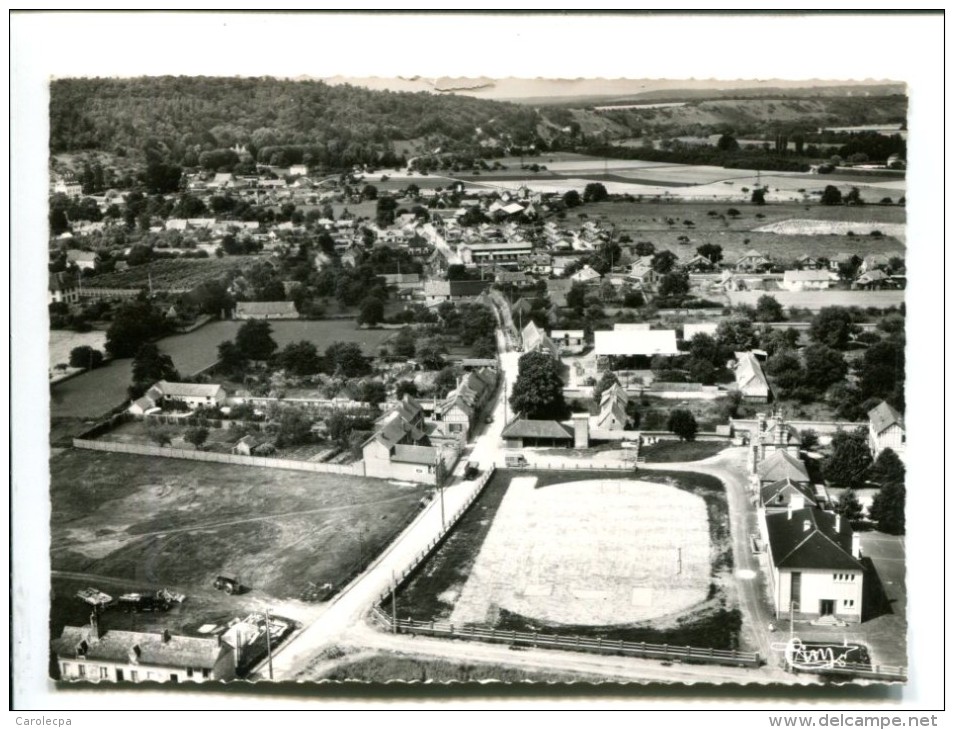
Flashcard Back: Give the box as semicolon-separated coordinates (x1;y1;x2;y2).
49;318;394;420
725;289;905;312
396;469;742;650
79;256;262;292
49;449;428;632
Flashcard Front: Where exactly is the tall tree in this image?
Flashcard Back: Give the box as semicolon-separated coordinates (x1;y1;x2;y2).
510;351;568;420
276;341;320;376
754;295;784;322
132;342;179;385
802;344;848;392
357;296;385;327
696;243;723;264
810;307;858;349
834;488;864;523
105;299;168;358
668;409;698;441
869;480;905;534
235;319;278;361
823;428;873;490
716;315;758;352
324;341;371;377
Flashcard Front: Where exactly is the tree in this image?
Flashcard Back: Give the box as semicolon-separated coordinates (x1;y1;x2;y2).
658;271;690;298
820;185;843;205
651;250;678;274
869;481;905;534
272;407;313;447
132;342;179;385
759;327;799;356
235;319;277;361
696;243;723;264
324;341;371;377
276;341;320;376
844;187;864;206
668;409;698;441
376;195;397;227
562;189;582;208
566;282;587;312
357;296;385;327
799;429;820;451
357;380;387;406
391;327;417;358
716;134;739;151
217;340;247;376
860;340;905;409
184;426;209;450
802;344;848;391
361;184;378;200
750;188;766;205
868;448;905;489
510;351;568;420
415;337;446;370
634;241;656;257
583;182;608;203
823;428;873;490
716;315;758;352
395;380;419;399
754;295;784;322
105;299;168;358
764;351;804;397
835;488;864;524
69;345;104;369
592;371;620;404
148;426;173;447
433;366;459;398
810;307;858;349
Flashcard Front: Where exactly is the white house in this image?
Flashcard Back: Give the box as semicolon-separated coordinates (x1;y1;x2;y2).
780;270;839;292
52;613;236;683
151;381;226;409
764;507;864;623
734;352;771;402
66;250;99;271
868;401;905;458
570;264;602;284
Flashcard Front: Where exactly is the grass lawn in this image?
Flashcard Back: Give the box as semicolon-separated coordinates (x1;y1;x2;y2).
50;449;428;601
639;440;728;463
395;469;741;650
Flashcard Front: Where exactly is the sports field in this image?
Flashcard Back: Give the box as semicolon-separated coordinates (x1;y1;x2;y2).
450;477;710;627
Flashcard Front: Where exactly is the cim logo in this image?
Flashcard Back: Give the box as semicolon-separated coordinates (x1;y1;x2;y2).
771;638;861;670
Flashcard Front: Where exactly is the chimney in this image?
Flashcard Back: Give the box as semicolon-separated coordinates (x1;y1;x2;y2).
852;532;862;559
835;514;841;532
89;611;100;641
803;519;811;533
162;629;172;644
787;504;793;521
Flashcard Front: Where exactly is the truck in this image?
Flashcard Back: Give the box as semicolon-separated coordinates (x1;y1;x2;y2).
213;576;243;595
505;454;528;468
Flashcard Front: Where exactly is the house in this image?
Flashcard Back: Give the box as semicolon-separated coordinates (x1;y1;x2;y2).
868;401;905;458
780;270;838;292
859;254;892;274
432;369;496;439
494;270;530;286
52;613;236;683
151;380;226;409
459;241;533;266
763;507;864;623
593;327;679;358
546;278;573;307
234;301;299;320
551;329;585;355
423;279;491;304
627;257;659;288
570;265;602;284
682;253;717;273
683;322;719;341
735;250;772;272
128;395;160;416
521;321;546;352
734;352;771;402
232;434;275;456
854;269;892;290
49;272;79;304
288;164;309;176
52;178;83;197
597;384;629;431
748;412;802;471
796;255;823;270
501;419;573;448
66;249;99;271
760;478;822;512
757;449;810;485
363;396;444;484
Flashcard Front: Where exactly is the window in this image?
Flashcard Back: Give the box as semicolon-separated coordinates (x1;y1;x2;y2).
99;666;109;679
130;671;139;683
61;663;70;677
843;599;855;608
202;668;211;679
77;664;86;678
187;668;194;678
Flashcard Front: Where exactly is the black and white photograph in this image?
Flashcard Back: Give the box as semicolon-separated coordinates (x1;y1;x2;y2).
10;10;945;717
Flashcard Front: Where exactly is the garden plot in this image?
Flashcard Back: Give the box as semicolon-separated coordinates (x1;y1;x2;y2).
450;477;710;627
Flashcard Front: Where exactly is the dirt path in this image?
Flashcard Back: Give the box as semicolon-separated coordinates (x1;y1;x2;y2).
50;493;416;552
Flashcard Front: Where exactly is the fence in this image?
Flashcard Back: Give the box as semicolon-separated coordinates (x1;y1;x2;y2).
496;459;638;471
369;607;761;669
799;662;907;682
376;466;497;604
72;438;366;476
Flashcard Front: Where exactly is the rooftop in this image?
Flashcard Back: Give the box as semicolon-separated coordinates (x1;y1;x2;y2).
501;419;573;440
765;507;862;571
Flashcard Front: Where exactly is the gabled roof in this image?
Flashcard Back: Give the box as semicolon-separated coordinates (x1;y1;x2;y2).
760;478;818;508
868;401;903;434
765;507;863;571
448;279;492;297
501;419;573;440
598;400;628;429
154;380;224;398
522;321;546;350
392;444;440;465
757;450;809;483
735;352;770;395
52;625;224;670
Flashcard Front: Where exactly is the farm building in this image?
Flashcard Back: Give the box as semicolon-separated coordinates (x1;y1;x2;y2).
66;249;100;271
597;384;629;431
854;269;892;290
234;301;299;320
593;327;679;358
780;270;838;292
459;241;533;266
683;322;719;341
53;614;237;683
48;272;79;305
151;380;227;409
423;279;492;304
501;419;573;448
868;401;905;458
796;255;823;270
734;352;771;403
735;251;772;272
627;257;659;287
682;253;717;273
128;395;160;416
570;265;602;284
763;507;864;624
756;449;810;485
232;434;275;456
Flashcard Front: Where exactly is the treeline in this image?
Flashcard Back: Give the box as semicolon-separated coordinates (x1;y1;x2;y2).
50;77;542;168
579;143;812;172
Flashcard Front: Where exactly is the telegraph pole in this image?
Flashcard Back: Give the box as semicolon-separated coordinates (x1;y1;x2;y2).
390;570;397;633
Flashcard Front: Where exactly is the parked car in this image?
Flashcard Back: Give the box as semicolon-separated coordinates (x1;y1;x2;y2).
213;576;243;595
464;461;480;479
505;455;528;468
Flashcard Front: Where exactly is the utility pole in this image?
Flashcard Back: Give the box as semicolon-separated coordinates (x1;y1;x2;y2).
264;608;273;680
390;570;397;633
